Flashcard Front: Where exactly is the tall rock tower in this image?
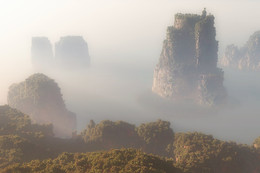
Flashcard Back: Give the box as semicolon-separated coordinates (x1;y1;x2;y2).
31;37;53;71
152;10;226;105
221;31;260;71
55;36;90;69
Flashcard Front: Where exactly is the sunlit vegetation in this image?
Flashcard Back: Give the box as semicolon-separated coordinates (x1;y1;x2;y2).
7;73;64;109
80;120;141;150
0;105;54;168
1;149;182;173
136;120;174;156
0;105;260;173
0;105;53;138
253;136;260;150
79;119;174;156
172;132;260;173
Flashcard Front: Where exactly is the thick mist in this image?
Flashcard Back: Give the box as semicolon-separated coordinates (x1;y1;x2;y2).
0;0;260;144
44;63;259;145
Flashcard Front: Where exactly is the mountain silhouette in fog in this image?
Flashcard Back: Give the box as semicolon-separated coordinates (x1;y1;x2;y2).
7;73;76;138
153;9;226;105
31;36;90;72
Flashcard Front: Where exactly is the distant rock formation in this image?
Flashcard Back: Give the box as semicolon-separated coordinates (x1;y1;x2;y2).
221;31;260;70
31;36;90;71
253;136;260;149
55;36;90;68
7;73;76;138
31;37;53;71
152;9;226;105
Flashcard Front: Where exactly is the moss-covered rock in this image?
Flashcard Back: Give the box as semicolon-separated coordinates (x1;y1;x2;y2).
7;73;76;138
152;9;226;106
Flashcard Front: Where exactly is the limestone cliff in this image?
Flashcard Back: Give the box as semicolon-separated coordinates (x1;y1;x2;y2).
31;37;53;71
31;36;90;70
152;9;226;105
55;36;90;68
253;136;260;150
7;73;76;138
221;31;260;70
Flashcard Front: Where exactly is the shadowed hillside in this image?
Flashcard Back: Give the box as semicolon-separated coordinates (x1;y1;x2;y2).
7;73;76;138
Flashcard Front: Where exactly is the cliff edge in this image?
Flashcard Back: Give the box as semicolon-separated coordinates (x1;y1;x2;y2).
221;31;260;71
152;9;226;105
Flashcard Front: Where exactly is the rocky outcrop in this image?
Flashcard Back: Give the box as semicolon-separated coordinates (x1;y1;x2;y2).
253;137;260;150
7;73;76;138
31;37;53;71
31;36;90;70
152;9;226;105
55;36;90;68
221;31;260;70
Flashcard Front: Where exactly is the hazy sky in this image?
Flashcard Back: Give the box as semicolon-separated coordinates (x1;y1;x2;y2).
0;0;260;103
0;0;260;144
0;0;260;64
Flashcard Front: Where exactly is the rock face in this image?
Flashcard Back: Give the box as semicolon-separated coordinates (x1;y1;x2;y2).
221;31;260;70
7;73;76;138
152;9;226;105
31;36;90;70
55;36;90;68
253;137;260;149
31;37;53;71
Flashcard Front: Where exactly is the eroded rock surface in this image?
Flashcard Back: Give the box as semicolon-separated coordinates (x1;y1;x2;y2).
221;31;260;71
152;9;226;105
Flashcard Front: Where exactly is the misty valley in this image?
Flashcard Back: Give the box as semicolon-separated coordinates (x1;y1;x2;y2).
1;6;260;173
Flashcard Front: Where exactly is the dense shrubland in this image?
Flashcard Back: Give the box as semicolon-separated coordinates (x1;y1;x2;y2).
2;149;182;173
0;105;260;173
172;132;260;173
